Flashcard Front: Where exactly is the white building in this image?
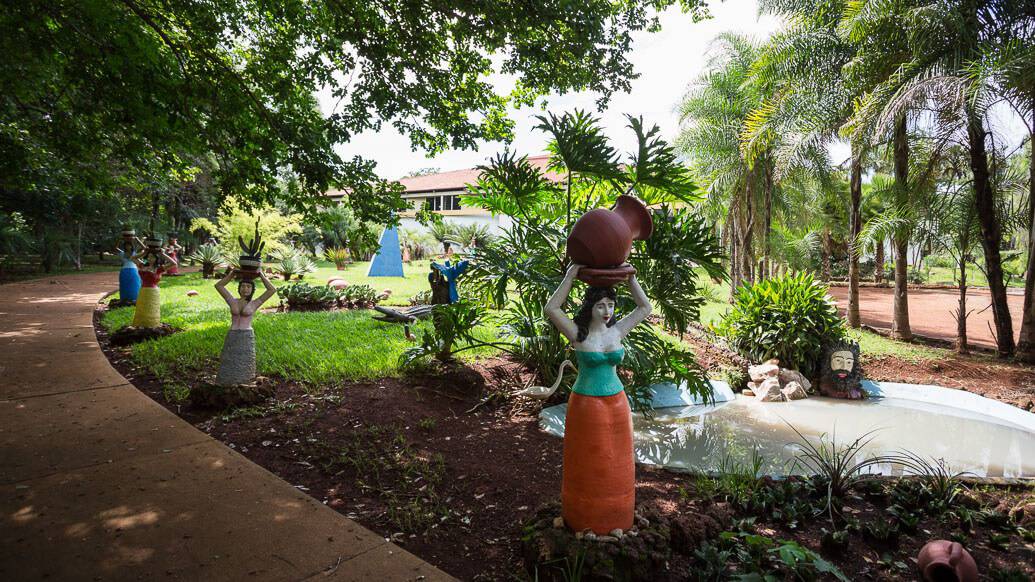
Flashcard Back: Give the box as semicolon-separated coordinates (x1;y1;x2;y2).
329;155;555;235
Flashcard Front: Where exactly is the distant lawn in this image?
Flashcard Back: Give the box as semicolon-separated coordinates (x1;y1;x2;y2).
102;269;497;387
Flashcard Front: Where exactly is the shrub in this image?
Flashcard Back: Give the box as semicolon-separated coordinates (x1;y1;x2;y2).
188;243;225;278
271;247;317;280
714;272;846;375
324;247;350;268
278;281;340;310
340;283;378;308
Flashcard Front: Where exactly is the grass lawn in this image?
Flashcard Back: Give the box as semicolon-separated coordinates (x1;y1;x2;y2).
309;259;439;305
102;268;498;389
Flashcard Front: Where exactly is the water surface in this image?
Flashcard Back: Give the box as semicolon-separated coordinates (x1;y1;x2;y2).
540;395;1035;478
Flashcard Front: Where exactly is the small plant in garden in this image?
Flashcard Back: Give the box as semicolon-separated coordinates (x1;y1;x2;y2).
324;246;350;269
710;531;849;581
789;427;891;521
278;281;341;310
714;272;846;376
340;283;378;308
271;247;316;280
401;300;513;364
188;243;225;278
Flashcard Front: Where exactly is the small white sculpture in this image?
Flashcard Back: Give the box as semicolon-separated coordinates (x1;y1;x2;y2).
517;360;574;400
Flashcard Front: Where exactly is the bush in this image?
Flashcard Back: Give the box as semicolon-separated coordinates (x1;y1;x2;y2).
340;283;377;308
278;281;340;310
271;247;317;280
324;247;350;268
188;243;225;278
714;273;846;376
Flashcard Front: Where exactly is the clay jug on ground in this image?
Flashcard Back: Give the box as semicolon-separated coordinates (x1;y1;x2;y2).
566;195;653;268
917;540;978;582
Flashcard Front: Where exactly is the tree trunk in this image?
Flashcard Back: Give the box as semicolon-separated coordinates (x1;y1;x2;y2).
848;149;863;327
969;111;1015;356
957;261;969;354
1016;104;1035;361
892;115;912;340
741;177;755;288
763;157;773;280
874;238;885;284
821;227;832;282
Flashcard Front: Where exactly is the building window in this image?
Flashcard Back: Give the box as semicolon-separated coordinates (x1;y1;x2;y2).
424;195;462;212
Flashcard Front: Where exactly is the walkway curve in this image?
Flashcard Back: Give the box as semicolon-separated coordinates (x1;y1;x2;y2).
0;271;452;581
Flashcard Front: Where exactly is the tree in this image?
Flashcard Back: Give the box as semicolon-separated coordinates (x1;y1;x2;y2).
1;0;708;223
844;0;1034;355
678;34;771;295
190;197;304;260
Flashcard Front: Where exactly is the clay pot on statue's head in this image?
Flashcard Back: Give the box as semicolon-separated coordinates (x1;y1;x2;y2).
121;227;136;242
238;256;262;281
567;195;652;287
917;541;978;582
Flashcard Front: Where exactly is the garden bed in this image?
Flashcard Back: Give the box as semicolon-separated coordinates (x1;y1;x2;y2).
96;315;1035;580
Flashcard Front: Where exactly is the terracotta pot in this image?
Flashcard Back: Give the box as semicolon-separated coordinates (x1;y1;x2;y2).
577;265;637;288
917;541;978;582
566;195;653;269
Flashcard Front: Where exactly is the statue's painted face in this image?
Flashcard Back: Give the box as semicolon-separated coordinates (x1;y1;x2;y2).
238;280;255;300
593;298;615;324
831;350;855;378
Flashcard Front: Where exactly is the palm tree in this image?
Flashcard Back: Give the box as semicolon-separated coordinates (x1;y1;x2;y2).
678;33;771;294
750;0;867;324
844;0;1033;355
839;0;919;340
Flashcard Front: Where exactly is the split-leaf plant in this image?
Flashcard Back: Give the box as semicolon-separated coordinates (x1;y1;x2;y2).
463;110;726;412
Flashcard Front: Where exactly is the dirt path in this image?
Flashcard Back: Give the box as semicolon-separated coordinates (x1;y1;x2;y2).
828;286;1024;350
0;271;450;581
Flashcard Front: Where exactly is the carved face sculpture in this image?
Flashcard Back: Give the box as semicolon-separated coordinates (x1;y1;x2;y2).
820;341;864;399
830;350;855;379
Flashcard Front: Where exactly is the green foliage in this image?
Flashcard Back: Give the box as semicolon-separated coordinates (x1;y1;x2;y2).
315;206;380;261
705;530;849;581
191;197;303;260
465;112;725;404
715;273;846;375
402;300;509;364
324;247;350;268
270;247;317;280
278;281;341;310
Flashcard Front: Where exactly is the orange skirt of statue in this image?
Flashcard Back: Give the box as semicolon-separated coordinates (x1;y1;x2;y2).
561;391;635;533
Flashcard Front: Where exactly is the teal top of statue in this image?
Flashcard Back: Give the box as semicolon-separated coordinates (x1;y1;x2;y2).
571;349;625;397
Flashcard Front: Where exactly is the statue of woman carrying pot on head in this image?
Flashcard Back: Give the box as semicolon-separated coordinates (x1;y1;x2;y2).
131;235;177;328
213;223;276;386
114;226;143;305
543;195;654;535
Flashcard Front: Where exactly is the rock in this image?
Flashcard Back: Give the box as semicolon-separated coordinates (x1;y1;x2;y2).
743;389;755;397
552;517;564;529
597;535;618;543
609;528;624;539
754;377;786;402
186;290;199;297
1010;500;1035;527
584;532;597;541
779;368;812;392
748;363;780;382
781;381;808;400
327;278;348;289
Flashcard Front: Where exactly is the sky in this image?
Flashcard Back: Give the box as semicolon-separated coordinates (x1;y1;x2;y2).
323;1;784;181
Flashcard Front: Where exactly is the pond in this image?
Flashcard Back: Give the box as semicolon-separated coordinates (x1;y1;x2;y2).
540;384;1035;479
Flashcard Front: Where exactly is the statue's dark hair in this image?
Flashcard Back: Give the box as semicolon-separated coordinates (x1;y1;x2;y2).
574;286;617;342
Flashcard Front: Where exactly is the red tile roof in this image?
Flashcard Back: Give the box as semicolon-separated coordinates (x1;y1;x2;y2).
398;154;558;194
325;154;561;200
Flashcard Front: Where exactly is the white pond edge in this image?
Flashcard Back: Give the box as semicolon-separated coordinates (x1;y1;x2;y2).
568;378;1035;434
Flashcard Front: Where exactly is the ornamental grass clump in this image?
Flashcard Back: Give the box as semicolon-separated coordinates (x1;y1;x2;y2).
714;272;846;376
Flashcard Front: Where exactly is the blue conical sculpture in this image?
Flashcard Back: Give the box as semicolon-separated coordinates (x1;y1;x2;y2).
367;225;405;277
